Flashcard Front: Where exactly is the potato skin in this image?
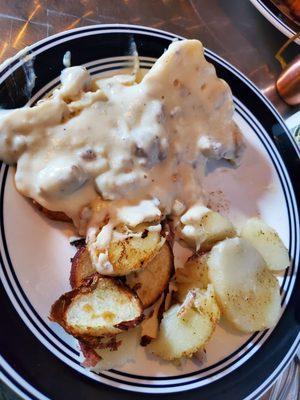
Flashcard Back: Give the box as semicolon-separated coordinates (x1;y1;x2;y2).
70;246;95;289
32;200;72;222
50;273;143;346
70;242;174;309
126;242;174;308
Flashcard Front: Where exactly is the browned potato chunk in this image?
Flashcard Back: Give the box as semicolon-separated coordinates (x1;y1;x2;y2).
70;242;173;309
50;274;143;346
126;243;174;308
70;246;95;289
175;253;209;302
87;223;165;276
107;223;165;275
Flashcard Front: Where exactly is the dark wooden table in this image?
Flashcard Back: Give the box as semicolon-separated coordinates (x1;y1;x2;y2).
0;1;299;399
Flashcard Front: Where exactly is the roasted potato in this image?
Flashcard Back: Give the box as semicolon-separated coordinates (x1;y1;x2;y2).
175;253;209;302
126;243;174;308
241;218;290;271
208;237;281;333
88;223;165;276
50;274;143;345
32;200;71;222
178;205;235;251
70;242;173;308
148;286;220;360
70;246;95;289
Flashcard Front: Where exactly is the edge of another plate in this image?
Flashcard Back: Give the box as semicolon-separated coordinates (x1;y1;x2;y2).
249;0;300;44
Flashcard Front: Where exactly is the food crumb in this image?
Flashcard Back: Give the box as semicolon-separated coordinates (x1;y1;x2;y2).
207;190;230;213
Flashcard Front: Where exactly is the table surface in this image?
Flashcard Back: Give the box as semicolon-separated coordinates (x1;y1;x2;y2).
0;1;299;399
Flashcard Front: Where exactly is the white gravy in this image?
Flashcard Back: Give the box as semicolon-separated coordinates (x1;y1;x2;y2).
0;40;243;234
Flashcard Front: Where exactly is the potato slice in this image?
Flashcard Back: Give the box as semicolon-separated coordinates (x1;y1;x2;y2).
126;243;174;308
241;218;290;271
50;274;143;345
148;286;220;360
208;238;281;333
175;253;209;302
70;246;95;289
178;205;235;251
70;242;173;308
88;223;165;276
109;223;165;275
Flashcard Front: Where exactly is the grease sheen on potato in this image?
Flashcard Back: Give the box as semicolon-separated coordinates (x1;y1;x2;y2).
241;218;290;271
178;205;236;251
175;253;209;302
148;286;220;360
208;238;281;333
126;242;174;308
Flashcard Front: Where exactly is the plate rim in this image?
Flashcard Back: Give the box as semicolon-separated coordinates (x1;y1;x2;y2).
249;0;300;44
0;23;299;400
